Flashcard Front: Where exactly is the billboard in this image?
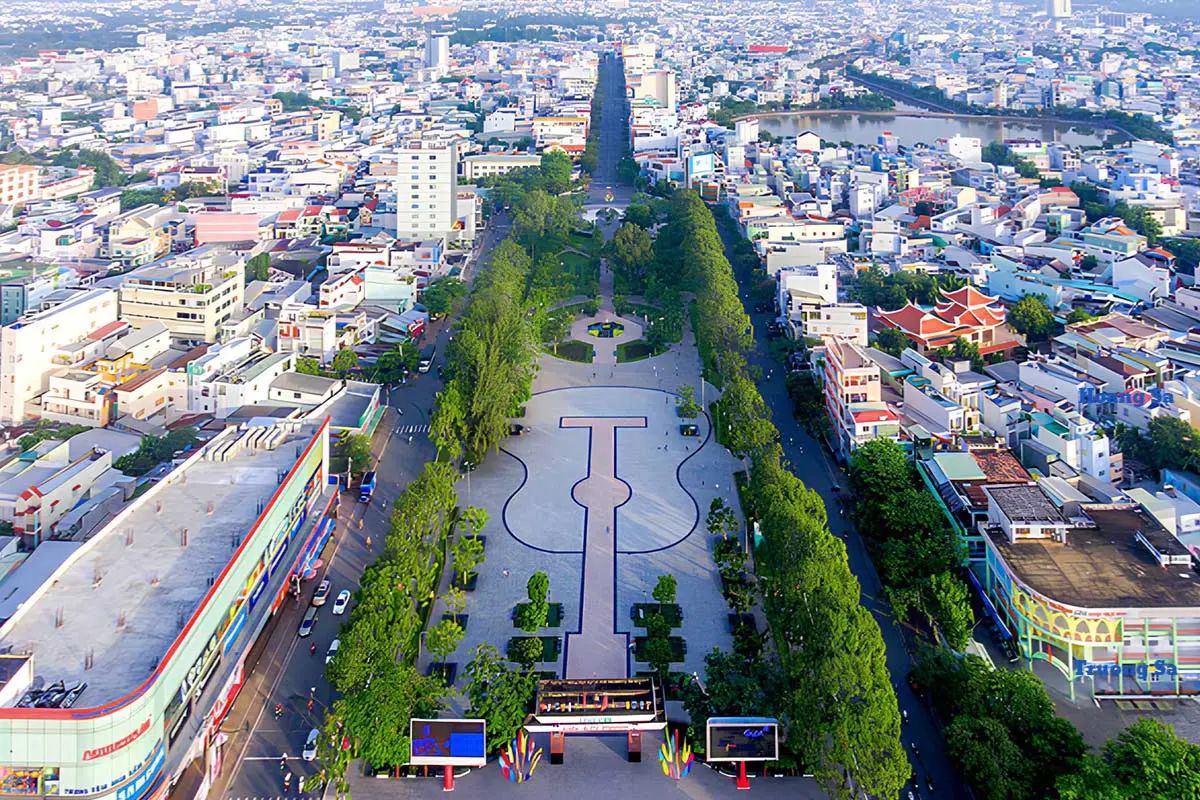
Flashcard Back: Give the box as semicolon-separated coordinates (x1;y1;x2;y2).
705;717;780;763
533;678;659;725
687;153;716;179
408;719;487;767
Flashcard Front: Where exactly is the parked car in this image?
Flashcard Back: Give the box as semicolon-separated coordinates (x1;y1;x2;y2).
326;639;341;664
303;729;320;761
298;607;318;638
332;589;351;615
312;579;331;607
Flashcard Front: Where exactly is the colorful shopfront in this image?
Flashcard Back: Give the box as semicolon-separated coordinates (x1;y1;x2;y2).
979;532;1200;701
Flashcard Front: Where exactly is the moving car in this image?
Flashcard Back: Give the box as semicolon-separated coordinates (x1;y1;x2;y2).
326;639;340;664
332;589;351;615
298;607;318;638
303;729;320;761
312;579;331;607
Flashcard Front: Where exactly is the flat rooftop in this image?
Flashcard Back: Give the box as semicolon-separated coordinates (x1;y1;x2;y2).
987;506;1200;610
0;427;312;707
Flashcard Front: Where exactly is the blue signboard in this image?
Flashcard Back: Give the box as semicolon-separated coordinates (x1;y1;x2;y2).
409;719;487;766
705;717;780;763
116;742;164;800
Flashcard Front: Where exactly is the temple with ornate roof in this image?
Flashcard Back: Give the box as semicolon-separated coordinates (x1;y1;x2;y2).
875;285;1017;355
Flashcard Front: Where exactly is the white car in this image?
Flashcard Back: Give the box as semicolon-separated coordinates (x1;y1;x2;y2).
325;639;340;664
303;728;319;761
312;580;331;607
332;590;350;615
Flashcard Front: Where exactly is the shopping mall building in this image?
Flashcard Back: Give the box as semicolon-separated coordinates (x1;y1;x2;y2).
922;448;1200;701
0;419;336;800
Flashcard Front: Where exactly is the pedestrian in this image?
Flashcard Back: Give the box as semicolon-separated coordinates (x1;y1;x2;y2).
365;535;372;548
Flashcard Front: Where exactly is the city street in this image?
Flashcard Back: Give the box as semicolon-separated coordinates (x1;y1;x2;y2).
738;301;963;798
213;217;512;800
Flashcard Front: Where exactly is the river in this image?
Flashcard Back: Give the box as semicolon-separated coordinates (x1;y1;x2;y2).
755;101;1109;147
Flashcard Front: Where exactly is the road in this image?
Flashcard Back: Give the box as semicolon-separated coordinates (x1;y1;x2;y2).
214;215;511;800
587;53;633;208
737;294;962;798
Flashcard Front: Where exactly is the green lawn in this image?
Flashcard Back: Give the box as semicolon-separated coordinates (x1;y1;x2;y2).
616;339;656;362
548;339;594;363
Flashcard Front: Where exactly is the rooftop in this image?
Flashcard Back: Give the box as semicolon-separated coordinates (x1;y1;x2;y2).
987;484;1065;524
987;506;1200;610
0;427;314;707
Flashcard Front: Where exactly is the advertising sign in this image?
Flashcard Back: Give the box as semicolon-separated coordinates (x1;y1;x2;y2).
115;743;164;800
408;719;487;767
704;717;780;763
533;678;659;725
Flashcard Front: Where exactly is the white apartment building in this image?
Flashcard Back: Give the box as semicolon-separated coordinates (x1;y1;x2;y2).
425;34;449;72
795;303;868;346
118;247;245;343
0;289;120;425
395;138;459;241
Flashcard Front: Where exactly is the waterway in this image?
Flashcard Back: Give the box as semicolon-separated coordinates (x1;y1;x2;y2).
755;101;1109;147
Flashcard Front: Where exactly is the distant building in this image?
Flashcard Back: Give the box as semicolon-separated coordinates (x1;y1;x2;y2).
823;336;900;461
394;137;458;241
118;247;245;343
425;34;449;72
0;164;39;206
1047;0;1071;17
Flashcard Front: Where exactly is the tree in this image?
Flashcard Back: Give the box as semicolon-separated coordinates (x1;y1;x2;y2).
425;618;465;671
517;571;550;632
607;222;655;291
945;716;1031;800
1009;294;1058;341
1066;307;1095;324
622;203;653;229
1102;718;1200;799
539;150;573;195
925;570;973;650
295;356;322;375
460;505;489;536
338;433;372;476
652;574;677;606
51;148;126;187
617;155;640;184
331;347;359;377
452;535;485;586
245;252;271;282
443;585;466;617
874;326;910;356
334;658;444;770
464;644;538;752
421;277;466;317
508;637;543;668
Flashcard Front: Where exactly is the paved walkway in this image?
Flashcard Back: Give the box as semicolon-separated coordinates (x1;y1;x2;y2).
562;416;645;678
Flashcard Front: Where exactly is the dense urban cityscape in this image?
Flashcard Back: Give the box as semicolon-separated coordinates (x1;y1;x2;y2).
0;1;1197;799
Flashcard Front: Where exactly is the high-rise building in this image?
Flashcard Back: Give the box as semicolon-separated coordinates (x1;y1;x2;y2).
1047;0;1071;18
424;34;449;72
394;137;458;241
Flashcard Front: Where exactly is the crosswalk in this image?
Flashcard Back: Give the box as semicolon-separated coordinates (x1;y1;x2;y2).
398;424;430;434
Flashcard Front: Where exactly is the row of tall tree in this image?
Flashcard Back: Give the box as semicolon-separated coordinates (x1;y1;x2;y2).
656;190;909;798
848;438;974;650
319;461;476;787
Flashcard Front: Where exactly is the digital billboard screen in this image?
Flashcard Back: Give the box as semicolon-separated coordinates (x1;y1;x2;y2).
409;719;487;767
705;717;780;763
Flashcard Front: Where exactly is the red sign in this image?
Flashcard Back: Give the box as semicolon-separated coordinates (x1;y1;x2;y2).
82;719;151;761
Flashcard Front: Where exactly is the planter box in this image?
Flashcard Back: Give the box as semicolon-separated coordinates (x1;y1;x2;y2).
506;635;562;663
453;572;479;591
631;602;683;628
426;662;458;684
513;602;564;629
728;613;756;633
443;613;469;631
633;636;687;662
